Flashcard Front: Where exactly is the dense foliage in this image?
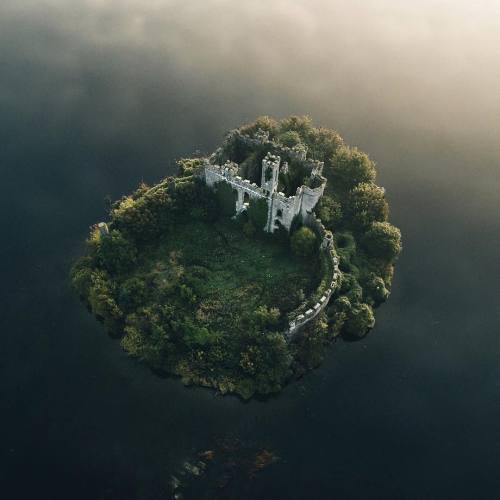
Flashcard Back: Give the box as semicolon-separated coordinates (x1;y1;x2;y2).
291;227;317;258
71;116;401;398
215;116;401;342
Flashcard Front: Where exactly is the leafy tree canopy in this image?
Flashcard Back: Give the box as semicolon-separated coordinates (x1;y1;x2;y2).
71;115;401;398
291;227;317;258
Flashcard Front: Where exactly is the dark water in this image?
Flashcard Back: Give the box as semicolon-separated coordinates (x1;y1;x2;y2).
1;1;500;498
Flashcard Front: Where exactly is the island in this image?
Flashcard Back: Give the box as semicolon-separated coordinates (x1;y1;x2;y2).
71;116;402;399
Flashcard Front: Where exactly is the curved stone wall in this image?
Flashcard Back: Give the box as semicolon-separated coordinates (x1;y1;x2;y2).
285;213;340;340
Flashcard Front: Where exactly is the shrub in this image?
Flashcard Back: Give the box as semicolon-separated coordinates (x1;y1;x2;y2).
291;226;317;258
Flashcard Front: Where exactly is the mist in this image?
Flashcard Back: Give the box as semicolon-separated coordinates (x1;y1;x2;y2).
2;1;500;155
1;1;500;498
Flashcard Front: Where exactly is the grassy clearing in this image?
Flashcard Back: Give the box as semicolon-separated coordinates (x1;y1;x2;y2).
146;219;320;333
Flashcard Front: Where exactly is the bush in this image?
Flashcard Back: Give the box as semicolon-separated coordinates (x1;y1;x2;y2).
291;226;317;258
362;222;402;261
306;127;343;162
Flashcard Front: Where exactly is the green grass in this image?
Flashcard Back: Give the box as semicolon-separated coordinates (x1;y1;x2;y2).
145;219;320;334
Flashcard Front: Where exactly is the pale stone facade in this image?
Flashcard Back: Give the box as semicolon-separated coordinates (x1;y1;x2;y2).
201;151;326;233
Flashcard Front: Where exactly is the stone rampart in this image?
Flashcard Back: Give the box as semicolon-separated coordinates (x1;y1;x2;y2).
204;162;266;200
284;213;338;340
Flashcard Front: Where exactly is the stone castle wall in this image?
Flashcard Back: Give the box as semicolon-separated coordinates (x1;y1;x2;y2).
202;153;326;234
201;147;339;341
285;213;339;339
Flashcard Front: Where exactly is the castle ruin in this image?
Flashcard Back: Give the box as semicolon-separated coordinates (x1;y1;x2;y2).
201;151;327;233
198;143;340;339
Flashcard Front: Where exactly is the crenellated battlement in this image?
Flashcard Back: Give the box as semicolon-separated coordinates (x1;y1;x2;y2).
200;150;327;234
196;141;338;341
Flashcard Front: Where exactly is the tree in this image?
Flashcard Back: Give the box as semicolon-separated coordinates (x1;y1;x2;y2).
347;182;388;228
111;183;173;242
316;195;342;228
87;270;123;333
343;303;375;338
214;181;237;217
279;115;313;140
247;198;268;230
306;127;343;162
364;275;389;304
240;333;292;394
329;145;376;190
278;130;302;148
250;305;280;331
239;115;278;138
177;157;203;176
118;276;148;310
362;221;402;261
70;256;95;298
95;230;137;275
291;226;317;257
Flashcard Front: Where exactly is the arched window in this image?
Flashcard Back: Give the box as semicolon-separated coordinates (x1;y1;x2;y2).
243;192;250;204
276;209;283;218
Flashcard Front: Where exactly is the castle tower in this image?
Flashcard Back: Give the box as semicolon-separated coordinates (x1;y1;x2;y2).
261;153;280;196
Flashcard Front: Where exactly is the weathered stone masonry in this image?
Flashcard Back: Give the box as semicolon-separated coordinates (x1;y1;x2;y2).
285;213;340;339
200;146;341;340
202;152;326;233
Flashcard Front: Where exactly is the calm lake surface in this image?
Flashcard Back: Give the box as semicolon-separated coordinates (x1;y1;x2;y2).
1;1;500;498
